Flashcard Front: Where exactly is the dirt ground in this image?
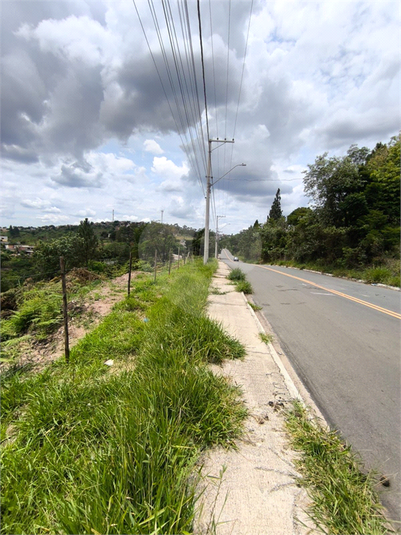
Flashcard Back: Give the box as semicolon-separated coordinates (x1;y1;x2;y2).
1;272;134;374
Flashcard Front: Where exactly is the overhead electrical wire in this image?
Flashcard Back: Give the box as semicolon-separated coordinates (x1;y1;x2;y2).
163;0;207;185
197;0;210;144
133;0;254;231
133;0;206;195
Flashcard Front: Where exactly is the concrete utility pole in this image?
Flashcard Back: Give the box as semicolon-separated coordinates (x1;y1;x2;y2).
204;138;234;264
204;149;246;264
215;215;226;259
161;210;164;224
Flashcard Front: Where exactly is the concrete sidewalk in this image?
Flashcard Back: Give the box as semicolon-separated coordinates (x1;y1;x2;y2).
195;261;317;535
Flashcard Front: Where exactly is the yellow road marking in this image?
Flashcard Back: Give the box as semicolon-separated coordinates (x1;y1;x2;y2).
260;266;401;320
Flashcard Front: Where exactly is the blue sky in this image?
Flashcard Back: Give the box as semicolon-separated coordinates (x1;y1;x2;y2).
1;0;399;233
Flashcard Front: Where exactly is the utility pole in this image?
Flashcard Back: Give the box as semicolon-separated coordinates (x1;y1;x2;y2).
215;215;226;258
60;257;70;363
204;138;234;264
161;210;164;224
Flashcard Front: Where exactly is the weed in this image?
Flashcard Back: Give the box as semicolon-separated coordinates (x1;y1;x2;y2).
248;302;262;311
1;288;62;341
227;268;246;282
235;280;253;294
285;402;391;535
259;333;273;344
210;287;227;295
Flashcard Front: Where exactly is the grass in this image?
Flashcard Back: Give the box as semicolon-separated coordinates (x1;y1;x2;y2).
235;280;253;294
1;259;246;535
226;268;253;294
275;258;400;287
227;268;246;282
285;402;392;535
248;302;262;311
259;332;273;344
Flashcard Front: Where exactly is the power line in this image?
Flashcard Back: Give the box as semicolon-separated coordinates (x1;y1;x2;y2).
197;0;210;144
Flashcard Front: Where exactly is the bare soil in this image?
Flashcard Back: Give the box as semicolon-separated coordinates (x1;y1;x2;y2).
1;272;137;374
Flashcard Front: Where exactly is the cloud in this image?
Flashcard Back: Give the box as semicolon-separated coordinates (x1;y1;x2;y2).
143;139;164;155
51;162;103;188
21;198;51;209
75;209;96;217
38;214;70;224
0;0;399;232
152;157;189;180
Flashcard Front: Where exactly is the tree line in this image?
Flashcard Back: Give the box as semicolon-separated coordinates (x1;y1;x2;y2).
1;219;213;292
220;136;400;273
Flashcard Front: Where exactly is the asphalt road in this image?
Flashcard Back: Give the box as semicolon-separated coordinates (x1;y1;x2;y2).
221;250;401;522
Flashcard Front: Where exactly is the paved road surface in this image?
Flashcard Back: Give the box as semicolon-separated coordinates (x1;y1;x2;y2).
221;250;401;522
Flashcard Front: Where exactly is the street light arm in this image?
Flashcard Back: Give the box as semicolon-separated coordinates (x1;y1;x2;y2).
212;163;246;186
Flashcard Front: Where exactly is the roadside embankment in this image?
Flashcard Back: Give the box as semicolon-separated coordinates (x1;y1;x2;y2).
1;260;246;535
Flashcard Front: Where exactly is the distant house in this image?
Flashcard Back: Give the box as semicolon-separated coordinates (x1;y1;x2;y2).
0;236;8;242
5;244;34;255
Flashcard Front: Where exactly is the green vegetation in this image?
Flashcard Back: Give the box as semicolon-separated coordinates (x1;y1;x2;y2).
1;271;106;364
235;280;253;294
248;302;262;311
220;136;400;286
259;332;273;344
285;402;391;535
1;221;205;292
227;268;253;294
1;260;246;534
227;268;246;282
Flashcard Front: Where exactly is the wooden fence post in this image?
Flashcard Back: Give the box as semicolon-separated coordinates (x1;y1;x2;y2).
128;251;133;296
60;256;70;363
178;246;180;269
154;249;157;283
168;248;172;275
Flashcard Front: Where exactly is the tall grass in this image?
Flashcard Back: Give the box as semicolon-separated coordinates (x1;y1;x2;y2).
275;258;400;287
227;268;253;294
227;268;246;282
1;260;246;534
285;402;391;535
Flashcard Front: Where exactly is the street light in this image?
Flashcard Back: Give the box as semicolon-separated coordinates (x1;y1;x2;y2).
212;163;246;186
204;163;246;264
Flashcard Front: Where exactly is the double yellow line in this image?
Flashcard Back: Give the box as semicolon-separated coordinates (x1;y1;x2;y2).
260;266;401;320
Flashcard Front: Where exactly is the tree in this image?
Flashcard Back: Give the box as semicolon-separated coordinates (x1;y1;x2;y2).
365;135;400;225
78;218;98;267
8;225;20;238
138;222;179;263
268;189;283;221
303;149;368;227
287;207;312;227
192;228;205;257
34;235;86;275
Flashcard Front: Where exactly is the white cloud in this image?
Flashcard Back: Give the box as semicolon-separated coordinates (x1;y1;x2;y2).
21;198;50;209
143;139;164;154
75;209;96;217
151;157;189;180
38;214;70;224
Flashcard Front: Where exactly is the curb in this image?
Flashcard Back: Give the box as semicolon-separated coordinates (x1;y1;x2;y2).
241;292;301;401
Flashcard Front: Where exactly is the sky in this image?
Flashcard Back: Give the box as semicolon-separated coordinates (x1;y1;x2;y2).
1;0;400;234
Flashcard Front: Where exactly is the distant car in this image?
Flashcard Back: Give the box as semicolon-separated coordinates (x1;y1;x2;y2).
233;256;239;261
